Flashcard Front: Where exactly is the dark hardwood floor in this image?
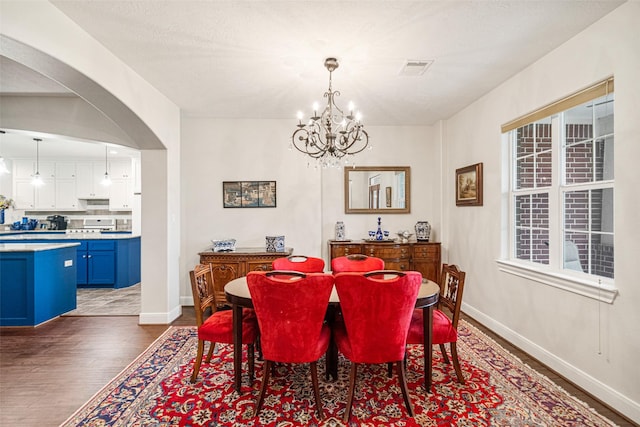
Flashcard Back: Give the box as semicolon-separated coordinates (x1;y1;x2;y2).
0;310;635;426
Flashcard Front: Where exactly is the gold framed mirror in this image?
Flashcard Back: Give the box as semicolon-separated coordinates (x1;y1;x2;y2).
344;166;411;214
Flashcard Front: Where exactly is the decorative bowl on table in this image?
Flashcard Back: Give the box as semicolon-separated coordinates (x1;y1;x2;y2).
397;231;413;243
212;239;236;252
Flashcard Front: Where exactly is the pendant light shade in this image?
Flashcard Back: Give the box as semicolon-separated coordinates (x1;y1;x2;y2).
31;138;44;187
101;145;111;186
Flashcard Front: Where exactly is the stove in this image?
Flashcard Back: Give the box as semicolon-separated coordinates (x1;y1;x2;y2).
66;218;117;233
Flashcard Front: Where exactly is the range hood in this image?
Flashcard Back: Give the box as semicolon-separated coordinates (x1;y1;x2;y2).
78;199;109;210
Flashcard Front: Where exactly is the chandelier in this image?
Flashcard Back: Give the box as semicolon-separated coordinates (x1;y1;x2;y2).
291;58;369;168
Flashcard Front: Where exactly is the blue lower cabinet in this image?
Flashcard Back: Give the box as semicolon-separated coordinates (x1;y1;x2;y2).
0;235;140;289
78;241;116;287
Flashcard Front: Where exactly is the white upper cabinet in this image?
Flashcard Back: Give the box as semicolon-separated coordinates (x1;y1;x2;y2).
55;162;77;179
76;161;110;199
10;159;134;211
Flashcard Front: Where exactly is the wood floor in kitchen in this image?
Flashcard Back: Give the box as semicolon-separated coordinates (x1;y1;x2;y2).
0;309;636;427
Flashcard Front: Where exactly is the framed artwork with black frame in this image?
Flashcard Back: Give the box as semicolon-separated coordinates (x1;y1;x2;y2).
455;163;483;206
223;181;277;208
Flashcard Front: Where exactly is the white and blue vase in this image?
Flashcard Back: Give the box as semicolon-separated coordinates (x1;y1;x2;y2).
415;221;431;241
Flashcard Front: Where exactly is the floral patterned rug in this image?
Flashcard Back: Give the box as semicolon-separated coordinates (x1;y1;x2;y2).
60;320;618;426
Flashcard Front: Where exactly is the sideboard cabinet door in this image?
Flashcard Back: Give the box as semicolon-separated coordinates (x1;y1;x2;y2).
412;243;441;283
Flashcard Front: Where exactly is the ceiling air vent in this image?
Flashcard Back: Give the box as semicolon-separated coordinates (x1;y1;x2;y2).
399;60;434;76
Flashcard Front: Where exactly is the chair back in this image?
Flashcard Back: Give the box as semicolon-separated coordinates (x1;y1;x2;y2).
247;271;334;363
272;255;325;273
437;264;466;329
334;270;422;363
331;254;385;273
189;264;218;327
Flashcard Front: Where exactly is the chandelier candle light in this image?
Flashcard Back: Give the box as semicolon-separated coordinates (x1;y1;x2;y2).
291;57;370;168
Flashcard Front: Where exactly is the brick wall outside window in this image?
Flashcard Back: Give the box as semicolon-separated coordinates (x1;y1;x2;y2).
515;123;613;277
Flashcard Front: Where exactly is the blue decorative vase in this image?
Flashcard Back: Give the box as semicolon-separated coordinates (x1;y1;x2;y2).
0;209;4;225
375;217;384;241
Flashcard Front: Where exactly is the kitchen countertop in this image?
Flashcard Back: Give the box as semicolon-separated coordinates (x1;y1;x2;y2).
0;231;140;240
0;242;81;252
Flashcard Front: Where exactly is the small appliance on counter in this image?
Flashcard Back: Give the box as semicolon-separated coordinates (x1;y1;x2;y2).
47;215;68;230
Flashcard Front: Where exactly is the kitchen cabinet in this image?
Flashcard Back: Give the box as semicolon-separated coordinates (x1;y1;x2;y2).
108;160;133;210
328;240;441;283
55;179;79;209
109;160;132;179
54;162;79;210
76;240;116;286
76;161;110;198
0;234;141;289
198;247;293;307
0;243;78;326
12;160;55;209
109;178;133;210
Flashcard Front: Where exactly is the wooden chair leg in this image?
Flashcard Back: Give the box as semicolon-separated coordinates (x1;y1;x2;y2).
310;362;324;419
190;339;205;383
248;343;255;382
255;360;272;416
204;341;215;363
387;362;393;377
440;343;450;364
343;363;357;423
396;361;414;417
450;342;465;384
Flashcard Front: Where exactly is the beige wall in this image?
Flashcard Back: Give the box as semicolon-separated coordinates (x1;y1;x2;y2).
180;118;441;304
442;2;640;421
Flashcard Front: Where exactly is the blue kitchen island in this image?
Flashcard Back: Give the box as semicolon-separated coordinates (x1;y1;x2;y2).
0;242;79;326
0;231;140;289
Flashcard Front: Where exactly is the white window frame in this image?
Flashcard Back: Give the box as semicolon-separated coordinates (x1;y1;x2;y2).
498;79;617;304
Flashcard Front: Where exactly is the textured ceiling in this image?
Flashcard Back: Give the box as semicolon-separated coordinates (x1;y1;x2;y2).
0;0;625;157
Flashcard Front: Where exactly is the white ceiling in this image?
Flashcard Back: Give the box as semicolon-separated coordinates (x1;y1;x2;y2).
0;0;625;158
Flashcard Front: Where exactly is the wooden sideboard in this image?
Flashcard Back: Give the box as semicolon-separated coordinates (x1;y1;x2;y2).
198;247;293;307
328;240;441;283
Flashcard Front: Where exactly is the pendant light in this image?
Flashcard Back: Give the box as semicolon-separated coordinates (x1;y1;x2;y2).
0;131;9;175
31;138;44;187
101;145;111;186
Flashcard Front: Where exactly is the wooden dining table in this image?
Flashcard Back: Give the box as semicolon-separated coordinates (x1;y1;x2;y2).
224;275;440;393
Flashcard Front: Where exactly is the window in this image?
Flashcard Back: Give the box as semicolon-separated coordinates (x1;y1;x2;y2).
503;78;614;286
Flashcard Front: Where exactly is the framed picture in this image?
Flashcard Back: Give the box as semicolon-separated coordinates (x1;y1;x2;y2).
223;181;276;208
385;186;392;208
456;163;483;206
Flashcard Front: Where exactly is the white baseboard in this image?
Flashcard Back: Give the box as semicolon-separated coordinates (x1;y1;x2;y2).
138;304;182;325
462;302;640;424
180;295;194;306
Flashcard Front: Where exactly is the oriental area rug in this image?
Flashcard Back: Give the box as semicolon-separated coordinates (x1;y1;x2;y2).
60;321;618;427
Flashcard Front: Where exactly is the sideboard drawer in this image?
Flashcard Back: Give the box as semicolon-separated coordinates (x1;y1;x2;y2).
363;244;410;259
329;243;363;258
413;244;440;259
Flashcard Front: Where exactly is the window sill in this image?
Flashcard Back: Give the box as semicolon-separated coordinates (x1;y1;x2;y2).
496;259;617;304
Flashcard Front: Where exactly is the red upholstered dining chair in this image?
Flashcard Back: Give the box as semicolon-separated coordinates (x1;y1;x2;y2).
333;270;422;422
407;263;467;384
331;254;384;272
247;270;334;419
272;255;325;273
189;264;258;384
